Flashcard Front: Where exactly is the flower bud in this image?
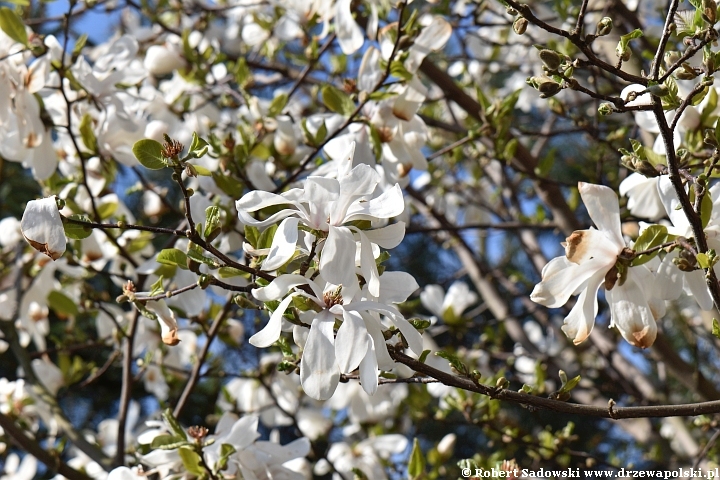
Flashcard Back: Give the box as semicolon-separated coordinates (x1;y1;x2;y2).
506;6;518;16
437;434;456;458
598;103;614;116
703;0;717;24
197;274;212;289
665;51;681;67
539;49;563;71
513;17;528;35
537;79;562;98
596;17;613;36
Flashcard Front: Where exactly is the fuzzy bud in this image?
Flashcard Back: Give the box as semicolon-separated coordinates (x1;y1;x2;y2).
539;49;563;71
598;103;614;116
596;17;613;36
513;17;528;35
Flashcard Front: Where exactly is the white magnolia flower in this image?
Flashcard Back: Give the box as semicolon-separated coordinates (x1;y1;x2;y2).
236;142;405;297
531;183;657;348
249;271;420;400
327;434;408;480
655;176;720;311
20;197;66;260
420;281;478;323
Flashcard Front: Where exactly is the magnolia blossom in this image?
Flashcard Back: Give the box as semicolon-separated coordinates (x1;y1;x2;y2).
249;271;420;400
420;281;478;323
144;300;180;346
236;142;405;298
20;197;66;260
619;173;665;221
531;183;657;348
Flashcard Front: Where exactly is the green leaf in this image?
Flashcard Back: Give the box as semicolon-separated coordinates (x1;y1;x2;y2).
268;93;289;117
218;266;247;278
157;249;189;270
558;374;581;395
408;438;425;480
150;434;188;450
697;252;710;269
162;408;188;440
534;148;556;177
712;318;720;339
390;60;413;81
72;33;88;58
702;190;714;227
204;206;221;241
79;113;97;153
97;201;117;220
47;291;79;317
257;224;278;250
133;139;166;170
244;225;260;249
63;214;93;240
631;225;668;266
418;349;431;363
149;276;165;296
215;443;236;472
178;447;204;476
434;351;468;376
188;132;209;158
0;7;28;46
189;164;211;176
212;172;243;197
321;85;355;116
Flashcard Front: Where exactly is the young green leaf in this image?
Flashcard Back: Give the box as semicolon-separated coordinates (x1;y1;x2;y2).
133;139;166;170
0;7;28;46
157;249;189;270
631;225;668;266
62;214;93;240
408;438;426;480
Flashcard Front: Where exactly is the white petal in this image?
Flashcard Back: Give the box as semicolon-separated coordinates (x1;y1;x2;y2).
358;47;382;92
146;300;180;346
657;175;692;235
300;310;340;400
420;284;445;317
684;268;713;311
236;189;300;213
405;17;452;73
359;335;378;396
331;164;381;225
345;184;405;221
443;282;477;317
319;226;357;287
358;230;381;297
655;251;684;301
531;256;609;308
363;222;406;249
252;274;309;301
392;314;423;355
561;272;603;344
21;197;66;260
578;182;624;249
335;309;369;373
606;273;657;348
262;217;300;271
335;0;364;55
378;271;419;303
249;294;295;348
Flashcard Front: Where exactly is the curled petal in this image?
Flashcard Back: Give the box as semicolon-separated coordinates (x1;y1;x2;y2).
345;184;405;222
262;217;300;271
249;294;295;348
335;0;364;54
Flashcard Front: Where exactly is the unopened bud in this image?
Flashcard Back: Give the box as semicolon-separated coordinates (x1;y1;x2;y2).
596;17;613;36
598;103;614;116
185;188;194;197
665;51;681;67
539;49;563;70
185;164;198;177
506;6;518;16
513;17;528;35
116;294;129;304
197;274;212;289
437;434;456;458
617;46;632;62
537;80;562;98
496;376;509;389
676;64;699;80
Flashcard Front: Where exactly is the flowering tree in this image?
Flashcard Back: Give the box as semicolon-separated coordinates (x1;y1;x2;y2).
5;0;720;477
